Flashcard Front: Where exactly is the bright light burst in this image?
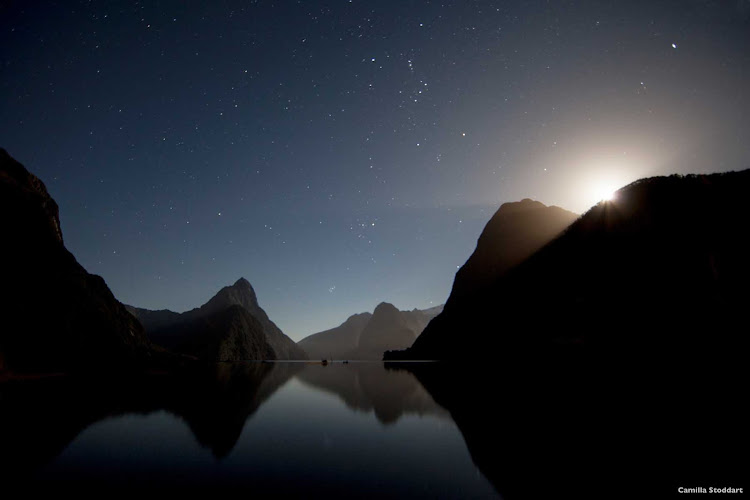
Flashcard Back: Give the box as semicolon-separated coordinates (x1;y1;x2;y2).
591;181;618;202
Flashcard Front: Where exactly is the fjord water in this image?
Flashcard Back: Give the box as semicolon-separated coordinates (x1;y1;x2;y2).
1;362;499;497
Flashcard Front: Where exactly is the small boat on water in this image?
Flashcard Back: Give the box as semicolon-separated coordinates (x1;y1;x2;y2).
321;359;328;366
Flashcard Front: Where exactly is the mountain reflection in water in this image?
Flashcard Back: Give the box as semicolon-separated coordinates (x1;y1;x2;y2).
296;361;449;424
0;362;497;497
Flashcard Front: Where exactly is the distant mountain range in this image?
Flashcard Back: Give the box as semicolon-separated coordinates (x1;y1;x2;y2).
5;144;747;370
387;170;750;360
0;148;157;373
127;278;307;361
298;303;443;360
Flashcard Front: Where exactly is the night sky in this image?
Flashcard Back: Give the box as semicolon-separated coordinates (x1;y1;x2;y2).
2;1;749;340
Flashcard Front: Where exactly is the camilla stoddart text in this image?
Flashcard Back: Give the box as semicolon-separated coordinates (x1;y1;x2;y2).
678;487;744;494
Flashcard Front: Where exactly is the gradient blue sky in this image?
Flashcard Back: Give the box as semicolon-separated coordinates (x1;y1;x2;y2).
2;0;749;340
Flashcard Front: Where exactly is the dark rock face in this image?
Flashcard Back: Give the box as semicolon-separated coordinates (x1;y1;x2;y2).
0;148;154;373
297;303;442;360
129;278;307;360
124;306;181;333
387;171;750;360
447;199;578;305
152;305;275;362
195;278;305;360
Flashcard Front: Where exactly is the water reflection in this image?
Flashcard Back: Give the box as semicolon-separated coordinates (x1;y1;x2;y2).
0;362;499;497
0;362;301;472
391;360;589;499
394;357;747;498
174;361;302;457
296;361;448;424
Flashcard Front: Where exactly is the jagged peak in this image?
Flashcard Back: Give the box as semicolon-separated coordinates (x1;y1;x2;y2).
233;277;252;289
373;302;399;314
197;277;260;318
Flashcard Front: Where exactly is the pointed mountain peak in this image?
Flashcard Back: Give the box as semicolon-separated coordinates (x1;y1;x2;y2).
373;302;399;315
198;278;259;318
233;277;252;289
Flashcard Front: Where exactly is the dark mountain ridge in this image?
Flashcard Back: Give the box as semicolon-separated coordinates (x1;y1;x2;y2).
387;170;750;360
447;198;578;306
128;278;306;360
0;148;156;373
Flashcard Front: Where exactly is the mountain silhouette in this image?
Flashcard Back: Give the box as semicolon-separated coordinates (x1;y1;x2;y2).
447;198;578;305
297;312;372;359
297;303;443;360
387;170;750;360
141;305;276;362
0;148;156;373
128;278;307;360
357;303;431;359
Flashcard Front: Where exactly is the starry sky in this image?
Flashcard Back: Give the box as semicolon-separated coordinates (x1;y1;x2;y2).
2;1;749;340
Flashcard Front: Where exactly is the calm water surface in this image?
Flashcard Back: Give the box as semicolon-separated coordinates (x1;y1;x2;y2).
2;362;500;498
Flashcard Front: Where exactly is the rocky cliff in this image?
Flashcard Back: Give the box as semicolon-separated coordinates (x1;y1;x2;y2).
0;148;154;372
129;278;307;360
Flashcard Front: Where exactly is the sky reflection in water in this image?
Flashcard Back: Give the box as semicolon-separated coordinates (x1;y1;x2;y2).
35;363;498;498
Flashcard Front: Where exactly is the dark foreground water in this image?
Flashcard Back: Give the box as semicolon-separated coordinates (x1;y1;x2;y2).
2;359;745;498
0;362;499;498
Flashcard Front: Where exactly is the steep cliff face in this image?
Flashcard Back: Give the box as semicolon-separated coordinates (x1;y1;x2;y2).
447;199;578;306
194;278;305;360
129;278;307;361
151;305;275;362
388;171;750;360
0;148;154;372
384;198;577;361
